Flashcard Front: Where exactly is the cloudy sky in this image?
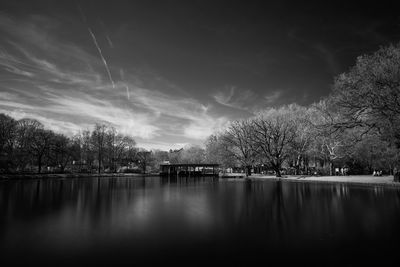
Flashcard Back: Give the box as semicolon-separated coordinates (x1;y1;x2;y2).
0;0;399;150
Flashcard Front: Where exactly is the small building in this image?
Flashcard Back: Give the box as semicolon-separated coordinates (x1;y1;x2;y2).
159;163;219;177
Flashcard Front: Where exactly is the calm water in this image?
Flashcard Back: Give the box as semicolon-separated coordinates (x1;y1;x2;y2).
1;176;400;265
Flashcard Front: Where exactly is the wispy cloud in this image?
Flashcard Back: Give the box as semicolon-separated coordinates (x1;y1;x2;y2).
287;28;341;75
138;141;189;151
1;109;87;135
264;90;282;104
213;86;235;107
0;13;228;148
127;87;229;139
213;86;259;112
312;43;341;75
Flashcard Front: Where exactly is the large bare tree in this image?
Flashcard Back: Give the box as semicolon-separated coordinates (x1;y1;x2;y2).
223;120;257;177
252;107;297;177
29;128;54;174
91;123;109;174
286;104;317;175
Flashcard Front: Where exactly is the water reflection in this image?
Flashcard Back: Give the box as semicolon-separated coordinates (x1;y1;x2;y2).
0;177;399;265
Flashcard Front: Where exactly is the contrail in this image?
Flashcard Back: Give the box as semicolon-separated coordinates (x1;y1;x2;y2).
120;69;130;100
105;34;114;48
88;28;115;89
77;4;115;89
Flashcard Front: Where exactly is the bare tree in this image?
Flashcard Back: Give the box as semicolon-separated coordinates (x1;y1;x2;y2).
113;134;136;171
223;120;257;177
252;107;297;177
14;119;44;172
105;126;116;171
74;130;94;172
30;129;54;174
168;148;183;164
50;134;80;172
153;149;169;171
205;133;237;168
180;145;206;164
286;104;316;175
312;101;359;175
136;149;153;174
91;123;109;174
0;114;17;172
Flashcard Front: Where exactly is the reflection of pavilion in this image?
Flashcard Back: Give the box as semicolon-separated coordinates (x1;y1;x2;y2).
159;163;219;177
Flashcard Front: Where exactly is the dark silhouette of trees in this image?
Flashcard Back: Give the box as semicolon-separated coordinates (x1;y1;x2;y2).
50;134;80;172
0;116;145;174
136;149;152;174
91;123;108;174
31;129;54;174
0;114;17;172
15;119;47;172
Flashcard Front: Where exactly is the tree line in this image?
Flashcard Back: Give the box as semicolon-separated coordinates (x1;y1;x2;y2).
0;118;136;174
205;43;400;178
0;115;208;174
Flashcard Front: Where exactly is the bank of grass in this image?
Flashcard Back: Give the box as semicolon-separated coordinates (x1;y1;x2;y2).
250;174;400;187
2;173;400;188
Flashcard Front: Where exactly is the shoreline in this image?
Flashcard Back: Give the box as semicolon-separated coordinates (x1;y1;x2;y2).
1;173;399;188
0;172;157;180
248;174;400;188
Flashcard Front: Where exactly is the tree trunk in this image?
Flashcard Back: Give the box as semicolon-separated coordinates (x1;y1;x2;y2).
246;165;252;176
98;152;101;174
37;156;42;174
274;164;281;177
296;155;301;175
394;171;400;182
142;161;146;174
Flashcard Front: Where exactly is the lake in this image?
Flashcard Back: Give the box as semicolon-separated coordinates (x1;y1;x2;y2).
1;176;399;265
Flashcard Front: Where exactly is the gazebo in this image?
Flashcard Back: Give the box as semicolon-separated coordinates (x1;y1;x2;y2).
159;163;219;177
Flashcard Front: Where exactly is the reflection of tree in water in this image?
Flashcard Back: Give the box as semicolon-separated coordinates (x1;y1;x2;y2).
230;180;400;251
229;180;290;245
0;177;161;226
2;178;400;250
273;180;286;239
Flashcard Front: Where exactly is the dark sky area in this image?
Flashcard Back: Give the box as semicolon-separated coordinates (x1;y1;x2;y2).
0;0;399;149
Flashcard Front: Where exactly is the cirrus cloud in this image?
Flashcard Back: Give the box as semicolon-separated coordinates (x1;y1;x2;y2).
0;13;229;149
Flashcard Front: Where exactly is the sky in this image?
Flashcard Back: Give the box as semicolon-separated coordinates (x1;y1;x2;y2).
0;0;399;150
